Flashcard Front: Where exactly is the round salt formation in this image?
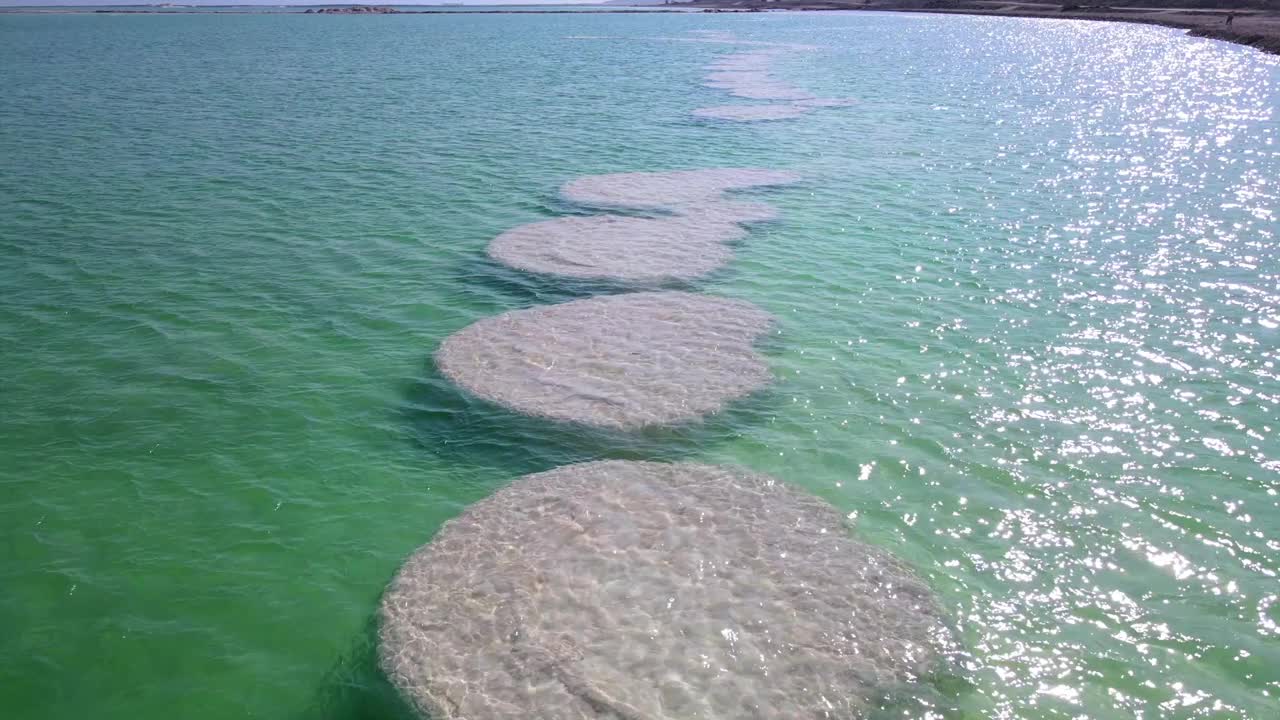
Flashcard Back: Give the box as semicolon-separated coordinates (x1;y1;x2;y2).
487;214;741;282
693;104;812;122
380;460;952;720
704;70;775;86
487;201;779;282
717;80;814;102
561;168;801;213
703;51;856;110
709;51;781;72
679;199;780;224
436;292;773;429
703;53;814;102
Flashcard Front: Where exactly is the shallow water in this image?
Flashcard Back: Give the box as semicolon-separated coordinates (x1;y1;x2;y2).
1;10;1277;720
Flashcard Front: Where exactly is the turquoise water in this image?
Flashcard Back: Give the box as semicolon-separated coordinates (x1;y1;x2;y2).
2;10;1278;719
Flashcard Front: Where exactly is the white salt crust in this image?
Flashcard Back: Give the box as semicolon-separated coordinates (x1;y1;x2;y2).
561;168;802;213
380;460;953;720
488;170;796;282
436;292;774;429
488;214;741;282
697;39;858;122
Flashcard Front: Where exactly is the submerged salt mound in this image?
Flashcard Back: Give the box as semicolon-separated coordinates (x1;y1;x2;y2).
436;292;773;429
694;105;812;122
704;70;775;87
720;82;814;102
380;460;952;720
702;50;856;113
704;52;814;102
487;214;741;282
709;50;783;72
488;174;790;283
703;73;814;102
678;199;779;224
561;168;801;213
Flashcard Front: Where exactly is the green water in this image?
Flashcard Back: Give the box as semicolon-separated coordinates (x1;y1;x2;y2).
2;10;1278;719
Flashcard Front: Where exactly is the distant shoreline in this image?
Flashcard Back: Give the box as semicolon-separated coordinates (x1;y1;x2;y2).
3;2;1278;57
687;2;1280;56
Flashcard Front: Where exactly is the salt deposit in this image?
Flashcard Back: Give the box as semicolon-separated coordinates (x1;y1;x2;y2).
677;199;780;225
708;51;786;72
709;79;815;102
488;172;792;282
487;214;741;282
560;168;801;213
698;43;858;122
380;460;953;720
703;70;775;86
436;292;773;429
703;51;813;102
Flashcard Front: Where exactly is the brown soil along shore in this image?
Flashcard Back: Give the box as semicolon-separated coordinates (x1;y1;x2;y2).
304;5;398;13
687;0;1280;55
15;1;1278;56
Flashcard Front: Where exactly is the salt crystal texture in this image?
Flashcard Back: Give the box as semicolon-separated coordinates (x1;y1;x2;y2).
380;460;953;720
561;168;801;213
697;43;858;123
436;292;774;429
488;214;740;282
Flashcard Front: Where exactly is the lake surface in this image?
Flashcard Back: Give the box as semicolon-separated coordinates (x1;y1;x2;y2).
1;10;1277;719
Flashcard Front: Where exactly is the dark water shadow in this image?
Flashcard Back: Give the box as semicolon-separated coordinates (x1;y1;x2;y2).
867;658;977;720
296;613;418;720
397;353;785;479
